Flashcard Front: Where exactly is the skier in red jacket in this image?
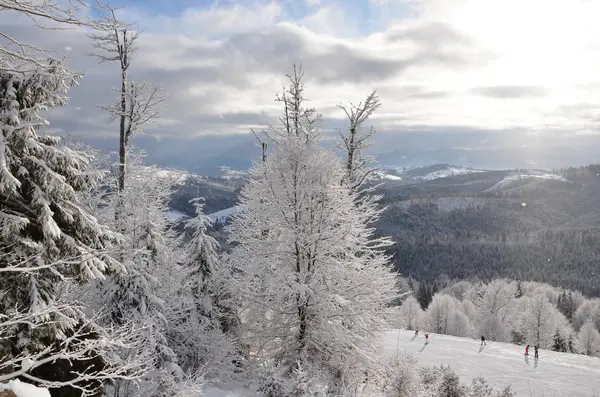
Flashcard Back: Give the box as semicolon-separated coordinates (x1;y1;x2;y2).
425;333;429;342
524;345;529;355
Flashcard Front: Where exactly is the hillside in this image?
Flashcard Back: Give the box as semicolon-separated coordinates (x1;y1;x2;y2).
380;329;600;397
169;164;600;297
193;329;600;397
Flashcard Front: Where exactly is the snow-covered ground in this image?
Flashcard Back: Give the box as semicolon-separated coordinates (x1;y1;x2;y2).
218;166;248;179
206;329;600;397
165;209;190;221
414;166;484;181
484;173;568;192
208;205;241;224
371;170;403;181
381;330;600;397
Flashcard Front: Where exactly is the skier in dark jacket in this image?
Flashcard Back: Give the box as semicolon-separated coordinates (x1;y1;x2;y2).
481;336;486;346
534;345;539;358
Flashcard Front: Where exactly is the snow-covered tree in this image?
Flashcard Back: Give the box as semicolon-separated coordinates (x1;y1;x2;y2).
399;296;424;331
426;294;470;337
0;49;137;397
180;198;220;317
166;197;240;380
572;299;600;332
226;66;397;395
521;295;570;349
575;318;600;357
382;354;420;397
474;280;517;342
92;155;191;395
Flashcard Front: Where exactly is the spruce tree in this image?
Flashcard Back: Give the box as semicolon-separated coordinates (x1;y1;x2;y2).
552;327;567;352
417;282;434;310
0;63;121;354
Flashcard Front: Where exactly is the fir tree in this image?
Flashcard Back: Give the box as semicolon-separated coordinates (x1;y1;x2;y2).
515;281;524;298
0;63;122;355
552;327;567;352
417;282;433;310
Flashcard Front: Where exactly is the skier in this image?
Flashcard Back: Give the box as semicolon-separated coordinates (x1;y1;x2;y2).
425;333;429;342
534;345;539;358
415;329;419;336
481;335;486;346
524;345;529;355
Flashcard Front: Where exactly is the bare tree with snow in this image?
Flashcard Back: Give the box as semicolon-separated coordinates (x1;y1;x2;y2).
89;6;165;194
337;90;382;189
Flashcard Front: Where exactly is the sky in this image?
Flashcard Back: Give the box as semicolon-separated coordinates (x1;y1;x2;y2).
3;0;600;172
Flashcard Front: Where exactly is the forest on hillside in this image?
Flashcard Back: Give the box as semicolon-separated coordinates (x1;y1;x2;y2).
170;165;600;297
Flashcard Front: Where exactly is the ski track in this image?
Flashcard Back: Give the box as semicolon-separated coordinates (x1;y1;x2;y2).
381;330;600;397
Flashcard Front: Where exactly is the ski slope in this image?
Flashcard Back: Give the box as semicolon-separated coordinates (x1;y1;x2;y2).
382;330;600;397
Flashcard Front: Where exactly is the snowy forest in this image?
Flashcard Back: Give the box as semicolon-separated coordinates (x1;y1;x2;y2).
0;1;599;397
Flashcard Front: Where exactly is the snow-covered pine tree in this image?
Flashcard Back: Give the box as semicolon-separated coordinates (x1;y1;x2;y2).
181;198;220;318
0;61;122;360
225;66;397;395
166;197;239;380
552;327;567;352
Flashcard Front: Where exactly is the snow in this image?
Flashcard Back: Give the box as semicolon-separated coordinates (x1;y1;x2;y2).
218;166;248;180
208;205;240;224
0;379;50;397
201;329;600;397
381;329;600;397
484;172;568;192
165;209;189;221
371;170;403;181
414;166;484;181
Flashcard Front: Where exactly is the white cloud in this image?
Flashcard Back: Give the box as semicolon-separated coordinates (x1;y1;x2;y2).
4;0;600;145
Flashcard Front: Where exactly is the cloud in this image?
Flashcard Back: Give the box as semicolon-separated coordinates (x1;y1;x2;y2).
471;86;549;99
3;0;600;170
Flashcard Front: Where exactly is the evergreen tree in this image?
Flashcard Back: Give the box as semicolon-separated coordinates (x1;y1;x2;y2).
552;327;567;352
417;282;434;310
0;62;121;357
438;366;464;397
181;198;221;318
166;197;240;378
515;281;524;298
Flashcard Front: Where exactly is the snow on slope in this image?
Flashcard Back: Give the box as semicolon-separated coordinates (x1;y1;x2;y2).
208;205;240;224
165;209;189;221
371;170;403;181
484;172;567;192
203;329;600;397
415;166;484;181
381;330;600;397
